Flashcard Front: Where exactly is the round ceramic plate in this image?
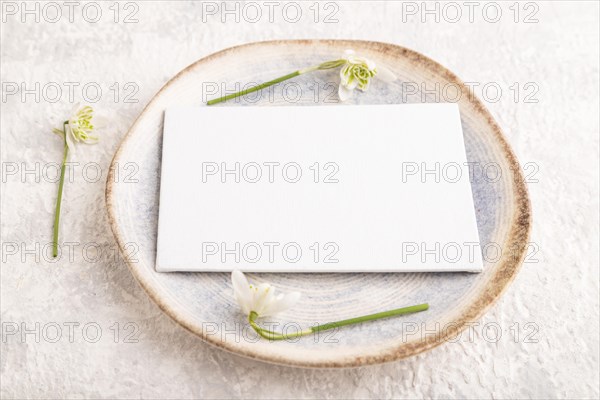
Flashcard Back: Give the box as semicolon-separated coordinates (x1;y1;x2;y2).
106;40;531;368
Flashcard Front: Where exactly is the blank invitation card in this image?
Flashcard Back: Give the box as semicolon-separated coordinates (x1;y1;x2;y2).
156;104;483;272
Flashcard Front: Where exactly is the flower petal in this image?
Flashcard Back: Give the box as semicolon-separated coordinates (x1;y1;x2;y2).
376;65;397;82
264;291;301;316
340;68;359;90
64;125;77;153
231;270;252;315
366;58;376;70
357;79;371;92
253;283;274;315
353;57;376;70
92;115;108;130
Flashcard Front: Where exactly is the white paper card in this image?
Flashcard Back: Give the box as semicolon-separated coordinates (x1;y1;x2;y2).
156;104;483;272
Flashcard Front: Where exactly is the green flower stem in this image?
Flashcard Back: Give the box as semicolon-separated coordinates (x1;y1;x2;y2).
207;71;301;106
206;59;346;106
312;303;429;332
248;303;429;341
52;121;69;258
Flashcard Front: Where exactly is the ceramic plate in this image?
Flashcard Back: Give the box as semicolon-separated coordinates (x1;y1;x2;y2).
106;40;531;367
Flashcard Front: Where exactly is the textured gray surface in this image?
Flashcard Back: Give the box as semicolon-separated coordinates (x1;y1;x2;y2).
1;1;599;399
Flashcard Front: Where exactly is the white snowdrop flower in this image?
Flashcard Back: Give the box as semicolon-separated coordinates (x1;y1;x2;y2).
231;270;301;318
338;49;397;101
